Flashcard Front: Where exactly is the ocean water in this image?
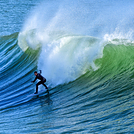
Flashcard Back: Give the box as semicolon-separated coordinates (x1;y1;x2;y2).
1;0;134;133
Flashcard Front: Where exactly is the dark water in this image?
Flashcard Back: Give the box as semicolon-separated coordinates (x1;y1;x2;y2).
1;0;134;134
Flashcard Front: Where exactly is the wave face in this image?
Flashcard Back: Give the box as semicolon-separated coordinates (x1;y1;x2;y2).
18;32;103;86
1;0;134;133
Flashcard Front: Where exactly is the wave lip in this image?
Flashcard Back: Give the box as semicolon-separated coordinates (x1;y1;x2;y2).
40;35;104;86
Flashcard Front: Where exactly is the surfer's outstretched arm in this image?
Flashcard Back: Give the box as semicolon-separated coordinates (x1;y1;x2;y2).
31;77;37;83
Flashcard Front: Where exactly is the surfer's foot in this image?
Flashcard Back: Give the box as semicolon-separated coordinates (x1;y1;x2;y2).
34;92;38;94
46;89;49;94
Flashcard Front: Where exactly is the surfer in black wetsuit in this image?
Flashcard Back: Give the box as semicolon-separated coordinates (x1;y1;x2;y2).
31;71;49;94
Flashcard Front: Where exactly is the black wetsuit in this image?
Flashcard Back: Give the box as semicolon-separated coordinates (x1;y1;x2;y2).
33;73;48;93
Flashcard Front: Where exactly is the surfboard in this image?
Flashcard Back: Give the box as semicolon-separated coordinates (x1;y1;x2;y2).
28;89;48;98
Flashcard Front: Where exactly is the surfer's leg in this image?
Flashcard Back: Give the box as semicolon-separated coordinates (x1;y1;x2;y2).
35;81;42;94
42;83;48;89
43;83;49;94
42;81;49;94
41;80;48;89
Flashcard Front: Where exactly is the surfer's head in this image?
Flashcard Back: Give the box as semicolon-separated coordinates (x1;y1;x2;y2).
34;71;37;76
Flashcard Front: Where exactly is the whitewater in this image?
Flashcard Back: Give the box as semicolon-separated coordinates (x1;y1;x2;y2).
0;0;134;133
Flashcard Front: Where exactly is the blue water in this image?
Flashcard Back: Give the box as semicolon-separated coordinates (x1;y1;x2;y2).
1;0;134;133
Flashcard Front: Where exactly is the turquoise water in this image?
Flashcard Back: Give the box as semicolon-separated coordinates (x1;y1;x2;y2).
1;0;134;133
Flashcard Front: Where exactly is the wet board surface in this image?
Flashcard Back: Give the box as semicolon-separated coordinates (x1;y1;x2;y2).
28;89;48;98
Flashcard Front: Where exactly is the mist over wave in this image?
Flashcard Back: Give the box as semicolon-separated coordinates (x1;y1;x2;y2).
18;0;134;86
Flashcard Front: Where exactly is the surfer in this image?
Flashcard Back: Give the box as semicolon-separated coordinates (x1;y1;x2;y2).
31;71;49;94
